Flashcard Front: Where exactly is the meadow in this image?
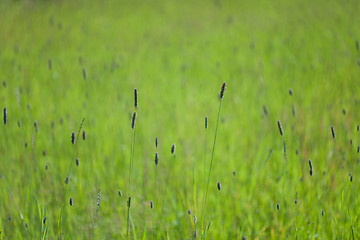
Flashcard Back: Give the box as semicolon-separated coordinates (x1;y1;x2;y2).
1;0;360;239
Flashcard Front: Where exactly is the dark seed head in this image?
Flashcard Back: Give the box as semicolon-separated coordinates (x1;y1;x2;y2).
242;236;247;240
187;209;191;215
43;217;47;225
131;112;137;129
193;230;197;238
34;121;38;132
217;181;221;191
171;144;176;155
276;203;280;210
292;105;296;116
150;201;153;209
289;88;293;96
82;130;86;140
342;109;346;115
76;158;79;166
219;82;226;100
134;88;138;108
205;116;208;129
263;105;268;116
357;125;359;132
118;190;122;197
155;152;159;165
233;170;236;176
65;176;69;184
43;150;46;156
295;199;298;204
350;139;353;145
69;197;73;206
127;196;132;208
357;146;359;154
82;67;87;81
71;132;76;144
25;142;28;148
97;189;101;207
331;126;335;139
350;173;353;182
3;107;7;125
277;120;283;136
155;137;158;148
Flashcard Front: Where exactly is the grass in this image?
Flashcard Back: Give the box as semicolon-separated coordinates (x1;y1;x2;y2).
0;0;360;239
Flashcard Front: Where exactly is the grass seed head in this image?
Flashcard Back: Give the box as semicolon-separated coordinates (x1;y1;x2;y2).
155;137;158;148
69;197;73;206
263;105;268;116
155;152;159;165
82;67;87;81
134;88;138;108
34;121;38;132
217;181;221;191
309;159;313;176
276;203;280;210
187;209;191;215
205;116;208;129
171;144;176;155
48;59;52;70
131;112;137;129
219;82;226;100
97;189;101;208
277;120;283;136
82;130;86;140
127;196;132;208
76;158;79;166
292;105;296;116
118;190;122;197
331;126;335;139
71;132;76;144
150;201;153;209
3;107;7;125
242;236;247;240
289;88;293;96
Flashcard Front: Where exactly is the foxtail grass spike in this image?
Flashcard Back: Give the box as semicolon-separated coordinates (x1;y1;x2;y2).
69;197;73;206
134;88;138;108
309;159;313;176
289;88;293;96
217;181;221;191
82;67;87;81
219;82;226;100
71;131;76;144
76;158;79;166
292;105;296;116
155;137;158;148
82;130;86;140
277;120;283;136
3;107;7;125
127;196;132;208
331;126;335;139
263;105;268;116
171;144;176;155
155;152;159;165
150;201;153;209
97;189;101;209
131;112;137;129
205;116;208;129
276;203;280;210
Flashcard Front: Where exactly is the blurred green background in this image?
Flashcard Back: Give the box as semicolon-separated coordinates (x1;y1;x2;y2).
0;0;360;239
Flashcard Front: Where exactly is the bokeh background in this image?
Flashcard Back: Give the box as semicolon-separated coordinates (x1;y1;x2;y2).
1;0;360;239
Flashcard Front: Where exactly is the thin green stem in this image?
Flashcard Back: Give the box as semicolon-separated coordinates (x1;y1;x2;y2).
202;100;222;239
127;128;136;240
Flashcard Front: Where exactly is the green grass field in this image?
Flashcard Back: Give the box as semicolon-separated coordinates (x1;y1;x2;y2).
1;0;360;239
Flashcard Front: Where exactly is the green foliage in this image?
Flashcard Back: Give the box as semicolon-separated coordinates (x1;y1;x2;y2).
0;0;360;239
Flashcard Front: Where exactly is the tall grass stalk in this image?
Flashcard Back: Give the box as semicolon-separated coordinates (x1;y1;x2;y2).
57;117;85;238
158;144;176;239
127;111;137;240
202;82;226;239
